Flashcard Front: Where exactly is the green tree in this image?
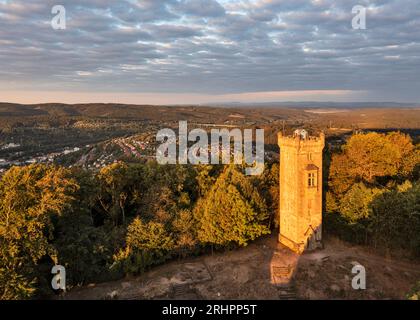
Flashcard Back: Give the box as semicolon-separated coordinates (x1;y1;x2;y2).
97;162;133;226
137;163;196;223
370;182;420;255
54;168;122;286
325;191;339;213
339;183;383;223
113;217;174;274
254;162;279;228
195;165;270;247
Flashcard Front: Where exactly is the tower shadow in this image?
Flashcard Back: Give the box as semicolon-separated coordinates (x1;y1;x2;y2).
266;228;324;300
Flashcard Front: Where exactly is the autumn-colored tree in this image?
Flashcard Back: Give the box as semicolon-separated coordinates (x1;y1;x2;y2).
172;209;199;257
386;132;414;159
343;132;399;182
329;132;418;196
326;132;420;254
329;153;357;196
400;146;420;179
195;165;270;247
0;165;78;299
195;164;221;197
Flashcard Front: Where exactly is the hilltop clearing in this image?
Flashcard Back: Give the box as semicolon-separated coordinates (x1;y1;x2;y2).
62;235;420;300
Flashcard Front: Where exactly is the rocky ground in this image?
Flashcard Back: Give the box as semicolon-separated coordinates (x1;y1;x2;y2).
62;235;420;300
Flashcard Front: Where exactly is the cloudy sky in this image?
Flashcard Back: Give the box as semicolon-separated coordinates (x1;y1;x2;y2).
0;0;419;104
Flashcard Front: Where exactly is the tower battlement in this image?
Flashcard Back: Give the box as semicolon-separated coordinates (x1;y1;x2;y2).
278;131;325;149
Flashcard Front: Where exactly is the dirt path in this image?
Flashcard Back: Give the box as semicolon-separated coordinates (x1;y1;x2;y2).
62;235;420;300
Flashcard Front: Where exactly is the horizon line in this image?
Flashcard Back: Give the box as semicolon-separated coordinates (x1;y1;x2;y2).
1;100;420;107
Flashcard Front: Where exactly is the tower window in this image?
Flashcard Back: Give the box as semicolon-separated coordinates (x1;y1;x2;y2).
308;172;316;187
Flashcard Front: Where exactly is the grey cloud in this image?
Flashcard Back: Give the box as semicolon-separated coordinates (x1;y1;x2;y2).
177;0;225;17
146;24;203;40
0;0;419;102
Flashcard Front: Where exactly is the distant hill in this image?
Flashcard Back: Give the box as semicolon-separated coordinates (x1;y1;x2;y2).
206;101;420;109
1;102;420;130
0;103;49;117
0;102;309;123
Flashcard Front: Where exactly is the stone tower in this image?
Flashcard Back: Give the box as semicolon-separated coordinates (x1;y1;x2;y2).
278;129;325;254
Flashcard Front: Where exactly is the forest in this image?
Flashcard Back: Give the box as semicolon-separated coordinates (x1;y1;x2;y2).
0;131;419;300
